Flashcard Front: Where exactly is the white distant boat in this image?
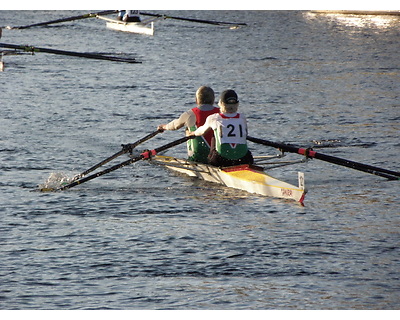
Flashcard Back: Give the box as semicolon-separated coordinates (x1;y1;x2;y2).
97;15;164;36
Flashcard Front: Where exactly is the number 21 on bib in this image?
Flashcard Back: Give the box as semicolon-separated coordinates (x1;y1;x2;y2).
220;118;247;145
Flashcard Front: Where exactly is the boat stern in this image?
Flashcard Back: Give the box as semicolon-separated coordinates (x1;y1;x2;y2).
297;172;306;206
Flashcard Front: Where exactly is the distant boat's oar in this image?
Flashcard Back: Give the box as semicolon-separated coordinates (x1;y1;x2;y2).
57;136;193;191
72;130;162;181
0;43;140;64
140;12;247;26
5;10;117;30
0;28;3;71
247;136;400;180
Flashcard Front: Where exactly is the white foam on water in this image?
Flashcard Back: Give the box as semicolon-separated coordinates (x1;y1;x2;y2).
38;172;74;191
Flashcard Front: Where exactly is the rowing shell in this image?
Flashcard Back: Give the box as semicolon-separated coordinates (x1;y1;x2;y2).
149;155;306;205
97;16;155;35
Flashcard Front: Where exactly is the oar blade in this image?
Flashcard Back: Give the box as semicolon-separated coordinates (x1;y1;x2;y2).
38;172;75;192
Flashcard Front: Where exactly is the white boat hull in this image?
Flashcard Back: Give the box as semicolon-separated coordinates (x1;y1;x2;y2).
150;155;306;205
97;16;154;35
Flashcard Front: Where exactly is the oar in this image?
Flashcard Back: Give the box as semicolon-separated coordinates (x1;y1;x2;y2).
5;10;117;30
57;136;193;191
72;130;162;181
0;43;140;64
140;12;247;26
247;136;400;180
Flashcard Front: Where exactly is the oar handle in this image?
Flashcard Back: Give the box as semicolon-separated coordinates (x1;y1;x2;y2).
247;136;400;180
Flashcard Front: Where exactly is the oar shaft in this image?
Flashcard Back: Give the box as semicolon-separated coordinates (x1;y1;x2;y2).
141;12;247;26
73;149;126;181
0;43;140;63
153;136;191;154
128;130;162;149
8;10;117;29
73;130;161;180
59;155;144;191
139;136;192;160
247;136;399;180
307;149;400;179
58;136;192;191
247;136;297;153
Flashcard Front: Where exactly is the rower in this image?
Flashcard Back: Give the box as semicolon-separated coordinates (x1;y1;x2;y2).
123;10;141;22
157;86;220;163
117;10;125;21
189;90;254;167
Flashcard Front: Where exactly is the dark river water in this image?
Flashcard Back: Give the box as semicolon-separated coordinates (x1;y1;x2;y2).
1;10;399;310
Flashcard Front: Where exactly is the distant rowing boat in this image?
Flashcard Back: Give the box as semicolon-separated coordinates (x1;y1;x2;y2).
149;155;307;205
97;15;163;36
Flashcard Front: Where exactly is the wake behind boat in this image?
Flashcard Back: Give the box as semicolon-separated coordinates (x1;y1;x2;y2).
149;155;307;205
96;15;162;36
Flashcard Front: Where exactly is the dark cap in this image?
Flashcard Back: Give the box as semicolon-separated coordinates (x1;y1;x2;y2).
220;90;239;104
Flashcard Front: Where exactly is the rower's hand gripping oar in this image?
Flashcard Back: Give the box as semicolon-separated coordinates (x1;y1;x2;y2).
57;136;194;191
247;136;400;180
72;130;162;181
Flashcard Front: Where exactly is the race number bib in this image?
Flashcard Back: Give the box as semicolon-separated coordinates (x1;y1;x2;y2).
220;117;247;145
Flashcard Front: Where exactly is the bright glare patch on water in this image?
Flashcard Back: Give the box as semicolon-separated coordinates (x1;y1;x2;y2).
305;11;400;29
